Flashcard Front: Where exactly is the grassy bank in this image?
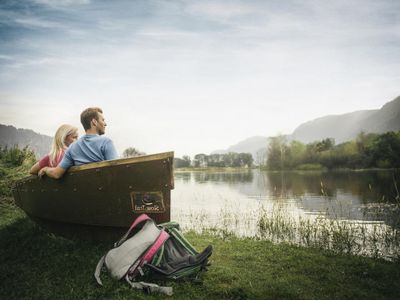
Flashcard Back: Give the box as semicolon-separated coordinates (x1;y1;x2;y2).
1;200;400;300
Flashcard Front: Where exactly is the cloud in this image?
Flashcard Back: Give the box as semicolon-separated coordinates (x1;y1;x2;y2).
186;1;259;20
0;54;14;61
14;17;62;28
32;0;90;8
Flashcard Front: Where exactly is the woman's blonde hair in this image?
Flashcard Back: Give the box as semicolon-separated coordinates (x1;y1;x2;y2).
49;124;78;165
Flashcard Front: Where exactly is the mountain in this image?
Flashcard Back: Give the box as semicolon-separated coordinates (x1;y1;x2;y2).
217;136;268;154
212;136;271;164
292;96;400;143
0;124;52;158
291;110;376;143
213;96;400;158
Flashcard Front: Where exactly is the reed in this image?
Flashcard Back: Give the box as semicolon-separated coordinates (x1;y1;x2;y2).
174;199;400;261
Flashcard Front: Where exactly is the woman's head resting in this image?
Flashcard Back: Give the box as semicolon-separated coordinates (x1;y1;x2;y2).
54;124;79;148
49;124;79;163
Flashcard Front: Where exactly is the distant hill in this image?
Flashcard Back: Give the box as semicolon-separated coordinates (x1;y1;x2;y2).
213;136;267;154
213;95;400;159
292;96;400;143
0;124;52;158
212;136;270;164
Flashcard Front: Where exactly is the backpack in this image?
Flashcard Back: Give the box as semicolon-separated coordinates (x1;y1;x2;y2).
94;214;212;296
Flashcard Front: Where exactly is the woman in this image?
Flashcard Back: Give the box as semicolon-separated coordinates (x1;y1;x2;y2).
30;124;79;175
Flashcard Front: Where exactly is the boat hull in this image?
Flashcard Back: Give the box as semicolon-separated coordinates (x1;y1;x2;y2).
12;152;174;241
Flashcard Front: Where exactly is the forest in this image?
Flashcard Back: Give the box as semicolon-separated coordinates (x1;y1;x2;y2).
266;131;400;170
174;152;253;168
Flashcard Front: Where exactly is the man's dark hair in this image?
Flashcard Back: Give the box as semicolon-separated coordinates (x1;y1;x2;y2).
80;107;103;131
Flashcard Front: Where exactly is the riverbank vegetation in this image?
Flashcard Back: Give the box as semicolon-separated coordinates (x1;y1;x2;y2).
266;131;400;170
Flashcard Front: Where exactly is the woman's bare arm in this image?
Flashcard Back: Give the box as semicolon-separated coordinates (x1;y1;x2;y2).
30;162;41;175
38;166;66;179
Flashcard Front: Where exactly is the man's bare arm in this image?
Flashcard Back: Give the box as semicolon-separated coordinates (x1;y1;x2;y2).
38;166;66;179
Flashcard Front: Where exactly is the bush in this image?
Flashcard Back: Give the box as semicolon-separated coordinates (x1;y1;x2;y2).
296;163;324;171
0;146;36;167
0;146;36;197
0;166;6;178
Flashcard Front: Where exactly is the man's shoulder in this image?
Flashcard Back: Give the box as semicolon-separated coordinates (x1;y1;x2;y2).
67;139;82;151
78;134;112;143
92;135;113;144
97;135;112;141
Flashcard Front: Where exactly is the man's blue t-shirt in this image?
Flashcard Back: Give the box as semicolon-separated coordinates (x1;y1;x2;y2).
59;134;118;169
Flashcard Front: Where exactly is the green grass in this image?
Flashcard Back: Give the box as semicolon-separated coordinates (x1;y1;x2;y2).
1;200;400;300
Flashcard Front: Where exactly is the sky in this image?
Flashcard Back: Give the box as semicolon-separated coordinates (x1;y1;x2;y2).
0;0;399;158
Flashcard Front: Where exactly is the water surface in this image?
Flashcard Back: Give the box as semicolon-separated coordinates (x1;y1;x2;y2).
171;169;400;233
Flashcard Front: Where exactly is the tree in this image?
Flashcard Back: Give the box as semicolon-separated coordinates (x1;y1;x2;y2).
191;152;252;168
255;149;267;166
316;138;335;152
174;157;191;168
370;131;400;168
182;155;191;167
267;135;288;170
288;140;306;168
122;147;145;158
208;154;224;167
193;154;208;167
238;153;253;167
355;132;378;168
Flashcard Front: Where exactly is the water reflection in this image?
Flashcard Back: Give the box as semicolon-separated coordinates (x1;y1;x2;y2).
175;171;254;184
265;170;399;204
266;170;400;225
172;169;400;226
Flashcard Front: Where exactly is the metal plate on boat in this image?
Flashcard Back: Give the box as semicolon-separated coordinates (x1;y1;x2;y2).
130;191;165;213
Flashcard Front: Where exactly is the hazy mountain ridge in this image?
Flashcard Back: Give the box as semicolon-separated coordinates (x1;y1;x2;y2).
215;96;400;158
0;124;52;158
367;96;400;132
292;96;400;143
213;136;269;154
212;136;269;163
291;110;376;143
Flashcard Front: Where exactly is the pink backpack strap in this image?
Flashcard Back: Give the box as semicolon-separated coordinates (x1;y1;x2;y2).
115;214;152;247
128;230;170;278
130;214;151;229
141;230;170;264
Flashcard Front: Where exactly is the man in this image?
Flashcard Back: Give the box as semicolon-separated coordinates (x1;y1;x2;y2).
39;107;118;179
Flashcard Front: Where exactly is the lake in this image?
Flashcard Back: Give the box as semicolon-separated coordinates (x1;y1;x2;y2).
171;169;400;258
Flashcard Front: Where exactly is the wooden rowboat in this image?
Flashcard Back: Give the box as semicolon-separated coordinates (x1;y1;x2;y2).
12;151;174;241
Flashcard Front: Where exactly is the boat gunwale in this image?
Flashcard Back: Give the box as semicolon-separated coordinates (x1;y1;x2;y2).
13;151;174;185
69;151;174;172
